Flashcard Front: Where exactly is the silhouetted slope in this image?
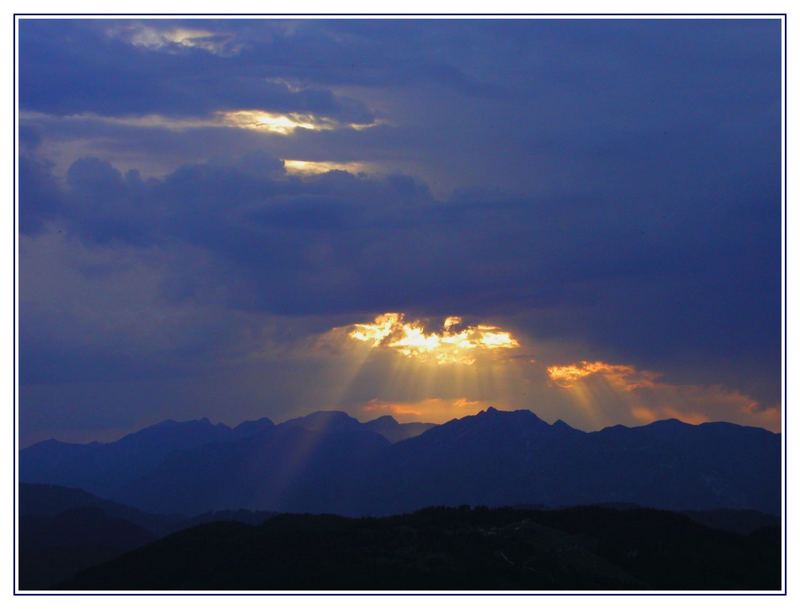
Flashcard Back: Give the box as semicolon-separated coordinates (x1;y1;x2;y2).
20;417;273;496
580;419;780;512
360;408;780;515
21;506;155;590
20;483;183;534
19;484;179;590
681;509;780;535
62;506;781;591
113;426;390;513
19;411;430;501
362;408;581;513
18;483;275;590
20;408;781;516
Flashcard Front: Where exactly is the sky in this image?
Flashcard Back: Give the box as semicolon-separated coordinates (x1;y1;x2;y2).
18;18;782;445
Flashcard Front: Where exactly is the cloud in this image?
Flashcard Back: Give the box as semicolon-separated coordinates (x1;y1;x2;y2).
546;359;780;431
18;155;62;234
19;148;779;406
547;361;658;391
106;23;241;56
347;313;519;365
17;18;781;441
284;160;372;175
20;20;375;123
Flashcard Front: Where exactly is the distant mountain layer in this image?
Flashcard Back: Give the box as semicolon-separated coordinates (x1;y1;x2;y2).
62;506;781;591
20;408;781;516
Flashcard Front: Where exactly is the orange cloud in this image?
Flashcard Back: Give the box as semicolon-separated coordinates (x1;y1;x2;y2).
347;313;519;365
547;360;658;390
547;359;780;432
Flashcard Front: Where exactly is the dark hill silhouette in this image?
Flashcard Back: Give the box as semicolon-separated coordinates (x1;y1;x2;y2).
61;505;781;591
681;508;780;535
19;483;175;590
19;483;275;590
20;408;781;516
20;483;183;534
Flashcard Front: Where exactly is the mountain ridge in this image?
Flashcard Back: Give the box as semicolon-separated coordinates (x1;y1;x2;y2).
20;407;781;516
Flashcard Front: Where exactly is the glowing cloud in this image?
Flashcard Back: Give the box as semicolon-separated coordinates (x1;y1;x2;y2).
348;313;519;365
547;359;779;431
107;24;239;55
220;110;376;135
547;360;658;391
220;110;334;134
284;160;370;175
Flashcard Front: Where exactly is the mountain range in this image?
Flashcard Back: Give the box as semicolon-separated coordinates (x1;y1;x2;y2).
20;407;781;516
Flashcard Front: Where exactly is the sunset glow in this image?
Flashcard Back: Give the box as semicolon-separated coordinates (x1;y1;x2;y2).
348;313;519;365
359;397;492;423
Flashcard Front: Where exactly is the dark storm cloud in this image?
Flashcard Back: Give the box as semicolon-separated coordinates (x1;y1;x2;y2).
20;148;779;386
19;20;374;123
19;19;781;200
17;18;782;440
19;156;62;234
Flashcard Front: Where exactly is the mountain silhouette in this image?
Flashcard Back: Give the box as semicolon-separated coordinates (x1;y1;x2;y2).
60;505;781;591
359;408;780;515
279;410;436;440
20;407;780;516
20;417;271;497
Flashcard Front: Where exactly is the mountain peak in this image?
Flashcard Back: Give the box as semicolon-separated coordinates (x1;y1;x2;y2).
552;419;578;432
474;407;547;425
363;416;436;443
281;410;362;433
232;417;275;438
366;415;400;425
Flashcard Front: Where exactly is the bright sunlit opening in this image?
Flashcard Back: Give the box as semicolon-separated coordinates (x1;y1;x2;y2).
348;313;519;365
284;160;369;175
221;110;336;134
